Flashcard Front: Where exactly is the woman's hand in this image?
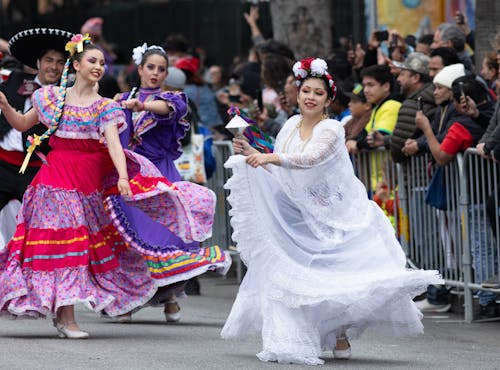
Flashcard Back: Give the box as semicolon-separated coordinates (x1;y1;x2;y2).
459;95;479;118
121;98;145;112
246;153;269;168
117;178;132;196
233;137;258;156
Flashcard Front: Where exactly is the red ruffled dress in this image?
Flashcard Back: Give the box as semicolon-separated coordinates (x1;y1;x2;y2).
0;86;216;318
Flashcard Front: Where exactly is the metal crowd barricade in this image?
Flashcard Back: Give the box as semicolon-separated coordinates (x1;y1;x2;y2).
398;153;465;289
462;148;500;322
356;148;500;321
203;140;244;283
351;149;400;237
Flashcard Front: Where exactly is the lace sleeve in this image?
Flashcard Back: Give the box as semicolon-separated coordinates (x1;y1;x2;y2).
278;127;340;169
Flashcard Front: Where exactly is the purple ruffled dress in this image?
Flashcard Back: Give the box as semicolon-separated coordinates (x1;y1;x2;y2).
107;88;230;286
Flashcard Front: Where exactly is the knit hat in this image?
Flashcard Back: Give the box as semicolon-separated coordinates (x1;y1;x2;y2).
392;52;430;76
164;67;186;89
433;63;466;89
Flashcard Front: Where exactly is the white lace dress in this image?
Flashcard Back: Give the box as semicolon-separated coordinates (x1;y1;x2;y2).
221;116;442;365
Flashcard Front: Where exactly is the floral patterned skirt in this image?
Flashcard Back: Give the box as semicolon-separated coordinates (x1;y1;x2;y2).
0;137;219;318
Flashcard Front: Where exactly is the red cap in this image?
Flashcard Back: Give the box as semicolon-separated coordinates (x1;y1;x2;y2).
175;57;199;74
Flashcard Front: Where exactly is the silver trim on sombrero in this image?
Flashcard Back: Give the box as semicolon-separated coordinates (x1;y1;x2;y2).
8;28;74;48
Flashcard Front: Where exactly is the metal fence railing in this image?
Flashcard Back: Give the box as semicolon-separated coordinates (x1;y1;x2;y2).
461;149;500;322
203;141;244;283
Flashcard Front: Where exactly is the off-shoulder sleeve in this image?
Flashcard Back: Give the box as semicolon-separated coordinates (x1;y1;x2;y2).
278;125;343;169
98;98;127;134
31;85;59;127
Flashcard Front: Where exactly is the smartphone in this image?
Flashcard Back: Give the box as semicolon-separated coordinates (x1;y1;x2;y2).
391;34;398;47
374;30;389;42
458;81;468;109
417;96;422;111
456;12;465;25
458;81;466;98
256;88;263;111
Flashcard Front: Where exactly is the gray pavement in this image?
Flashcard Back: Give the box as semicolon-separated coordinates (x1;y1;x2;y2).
1;276;499;370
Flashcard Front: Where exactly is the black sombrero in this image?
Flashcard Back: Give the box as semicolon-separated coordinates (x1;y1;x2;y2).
8;28;74;69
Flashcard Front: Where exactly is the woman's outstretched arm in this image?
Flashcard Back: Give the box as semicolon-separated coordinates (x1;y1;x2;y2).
104;124;133;196
0;91;39;132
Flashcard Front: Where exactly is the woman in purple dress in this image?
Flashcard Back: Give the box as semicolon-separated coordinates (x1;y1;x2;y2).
109;44;230;322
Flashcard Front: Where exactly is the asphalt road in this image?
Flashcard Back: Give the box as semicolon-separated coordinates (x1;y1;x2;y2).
1;276;499;370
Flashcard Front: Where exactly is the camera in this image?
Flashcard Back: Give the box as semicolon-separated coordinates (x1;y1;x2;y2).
374;30;389;42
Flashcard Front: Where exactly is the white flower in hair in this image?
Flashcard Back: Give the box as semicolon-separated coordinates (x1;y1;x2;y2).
132;43;148;65
310;58;328;76
292;61;307;79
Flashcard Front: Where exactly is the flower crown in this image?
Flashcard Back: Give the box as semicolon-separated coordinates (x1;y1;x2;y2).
292;57;337;99
132;43;166;65
65;33;92;56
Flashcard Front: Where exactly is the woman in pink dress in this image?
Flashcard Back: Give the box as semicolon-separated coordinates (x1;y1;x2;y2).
0;35;215;339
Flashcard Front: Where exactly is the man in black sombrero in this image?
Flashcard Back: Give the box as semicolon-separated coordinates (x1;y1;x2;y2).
0;28;73;245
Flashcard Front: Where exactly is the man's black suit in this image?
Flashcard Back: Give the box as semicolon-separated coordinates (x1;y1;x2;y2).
0;71;51;210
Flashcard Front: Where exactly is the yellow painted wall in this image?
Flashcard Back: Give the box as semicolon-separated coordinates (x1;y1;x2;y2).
377;0;446;36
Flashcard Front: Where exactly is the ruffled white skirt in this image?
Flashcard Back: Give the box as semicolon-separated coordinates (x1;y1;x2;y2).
221;156;442;365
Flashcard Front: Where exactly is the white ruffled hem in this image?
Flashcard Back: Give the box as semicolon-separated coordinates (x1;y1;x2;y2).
221;155;443;360
256;350;324;366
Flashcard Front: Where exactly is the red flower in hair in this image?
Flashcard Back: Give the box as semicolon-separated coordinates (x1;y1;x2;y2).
301;57;314;71
292;57;337;100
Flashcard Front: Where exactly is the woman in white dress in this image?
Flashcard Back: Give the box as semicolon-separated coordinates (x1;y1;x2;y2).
221;58;442;365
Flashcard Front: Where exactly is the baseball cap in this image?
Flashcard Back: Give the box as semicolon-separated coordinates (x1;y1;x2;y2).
345;83;367;103
392;52;430;76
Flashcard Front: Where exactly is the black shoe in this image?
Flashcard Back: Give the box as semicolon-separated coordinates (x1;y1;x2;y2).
479;302;498;319
184;278;201;296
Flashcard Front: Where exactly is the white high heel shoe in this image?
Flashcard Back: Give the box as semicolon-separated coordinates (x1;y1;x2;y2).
114;313;132;323
333;336;351;360
54;320;89;339
164;301;181;322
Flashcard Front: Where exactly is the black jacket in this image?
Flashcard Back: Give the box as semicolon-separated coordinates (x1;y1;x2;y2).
0;71;50;158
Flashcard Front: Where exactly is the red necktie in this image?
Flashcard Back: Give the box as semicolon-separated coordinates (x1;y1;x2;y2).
17;79;41;96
